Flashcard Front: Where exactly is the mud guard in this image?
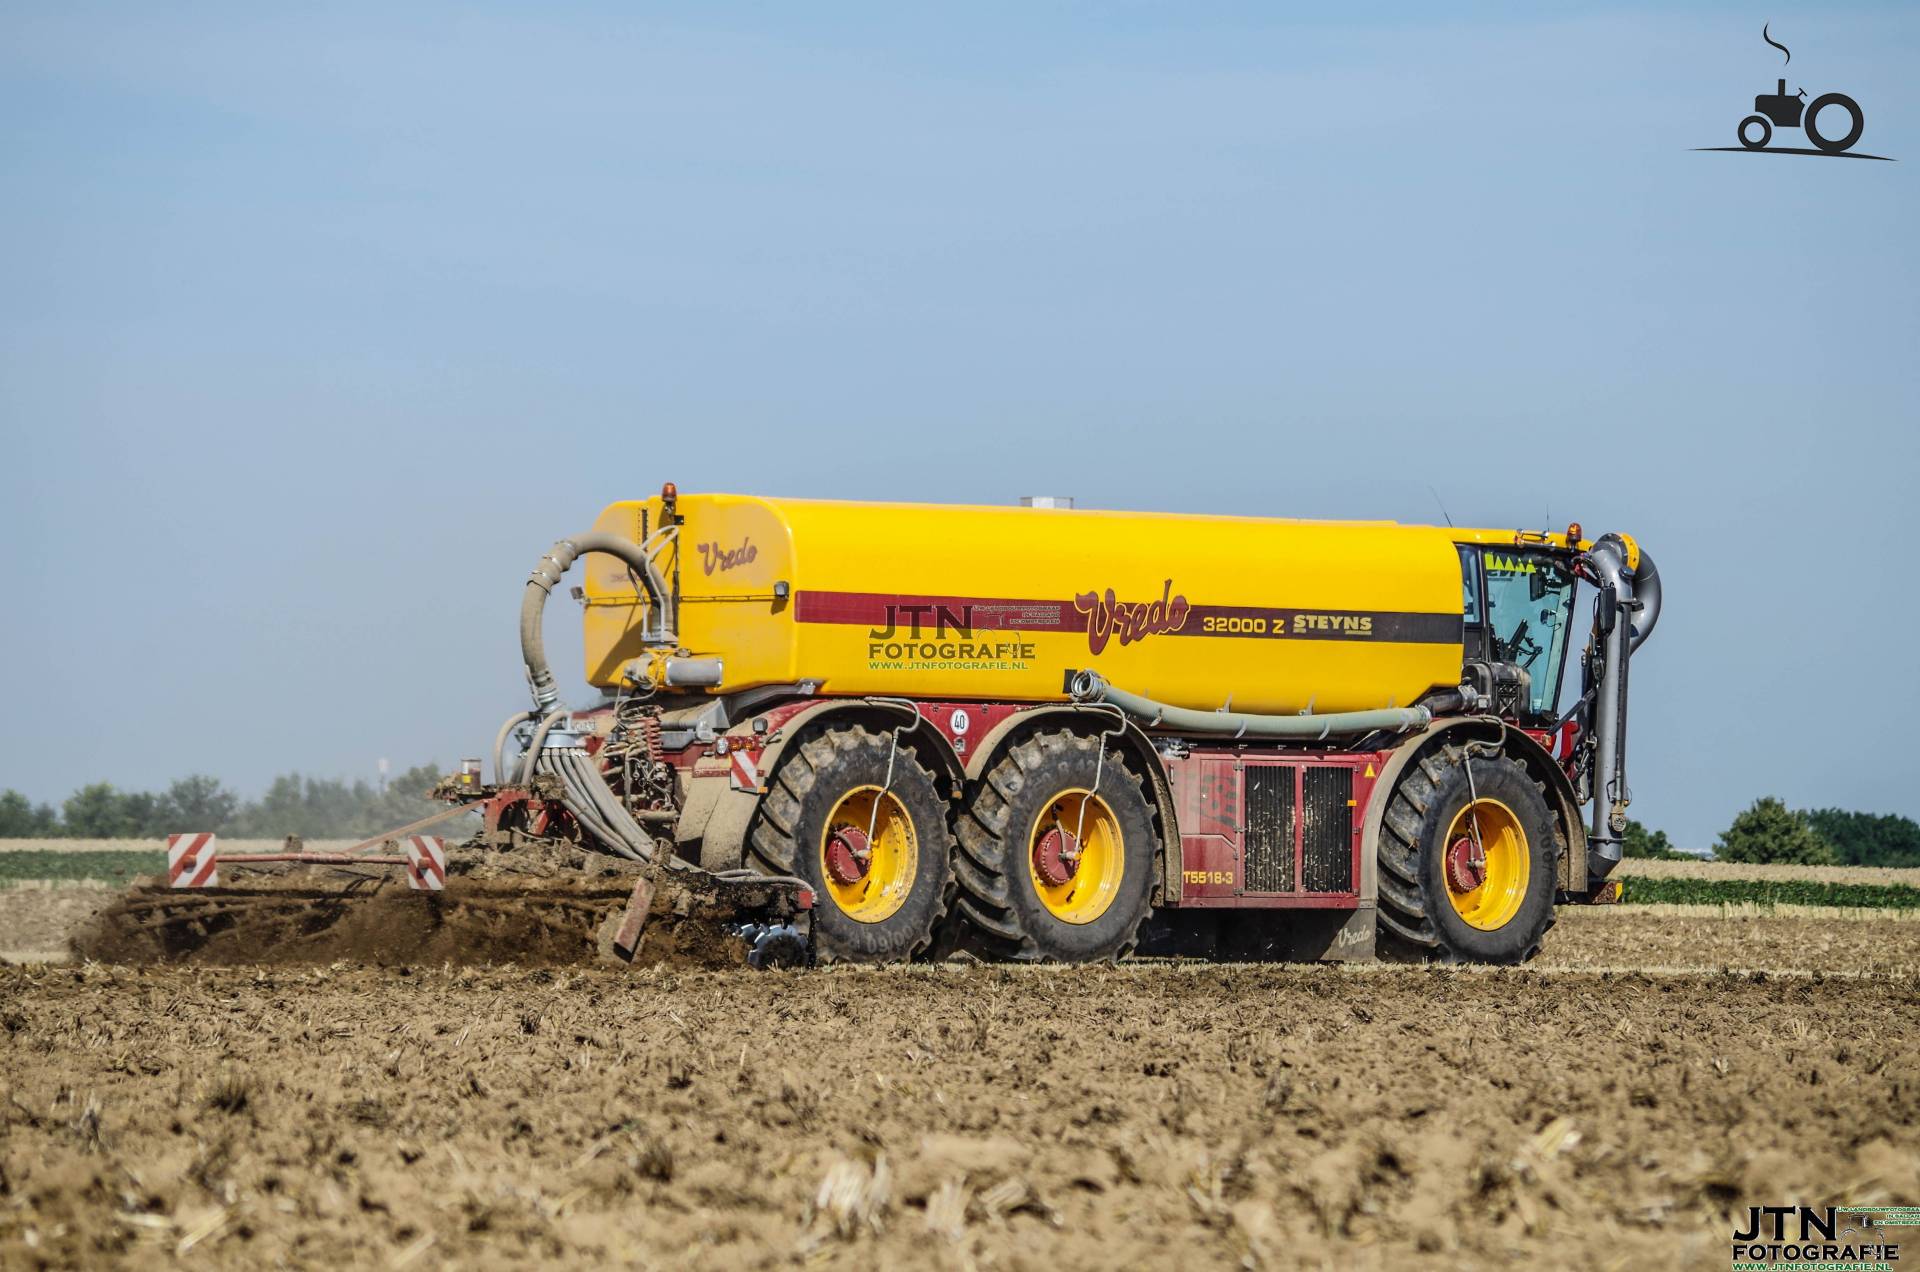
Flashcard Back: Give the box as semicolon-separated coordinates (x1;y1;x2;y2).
685;699;967;872
961;705;1181;905
1360;719;1588;905
686;699;1181;894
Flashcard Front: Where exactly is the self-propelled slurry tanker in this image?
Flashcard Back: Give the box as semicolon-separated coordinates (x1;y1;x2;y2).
486;486;1659;965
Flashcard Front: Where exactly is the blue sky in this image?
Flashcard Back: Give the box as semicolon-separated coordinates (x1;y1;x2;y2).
2;3;1914;847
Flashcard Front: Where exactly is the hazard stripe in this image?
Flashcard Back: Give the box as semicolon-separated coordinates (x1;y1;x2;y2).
168;833;218;889
405;836;446;891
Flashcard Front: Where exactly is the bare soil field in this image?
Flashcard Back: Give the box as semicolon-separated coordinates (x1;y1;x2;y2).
0;884;118;964
1540;907;1920;975
4;881;1917;975
3;907;1917;1270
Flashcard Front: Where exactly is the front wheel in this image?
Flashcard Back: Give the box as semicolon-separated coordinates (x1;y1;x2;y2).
1738;114;1772;149
1376;745;1559;964
1804;93;1863;154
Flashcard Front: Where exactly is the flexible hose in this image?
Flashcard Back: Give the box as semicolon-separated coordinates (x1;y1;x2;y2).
536;745;708;868
564;751;647;848
527;745;645;861
492;711;533;785
518;709;571;786
522;531;674;714
548;752;619;848
714;868;815;892
1069;671;1431;738
561;762;641;860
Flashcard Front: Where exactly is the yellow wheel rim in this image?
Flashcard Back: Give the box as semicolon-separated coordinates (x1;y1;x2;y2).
1026;789;1124;925
818;786;918;923
1442;797;1529;931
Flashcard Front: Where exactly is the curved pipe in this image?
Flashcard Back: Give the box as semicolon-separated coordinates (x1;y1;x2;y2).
1069;671;1430;739
1583;533;1650;875
521;532;674;714
1630;549;1661;653
492;710;534;785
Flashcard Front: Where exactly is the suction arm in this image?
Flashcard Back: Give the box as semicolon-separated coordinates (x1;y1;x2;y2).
1629;549;1660;654
1582;534;1658;878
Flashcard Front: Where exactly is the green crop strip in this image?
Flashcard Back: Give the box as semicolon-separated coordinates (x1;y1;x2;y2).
0;851;166;887
1620;876;1920;910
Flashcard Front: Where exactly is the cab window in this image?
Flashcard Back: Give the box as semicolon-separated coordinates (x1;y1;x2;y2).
1481;549;1576;718
1456;545;1487;661
1457;545;1482;624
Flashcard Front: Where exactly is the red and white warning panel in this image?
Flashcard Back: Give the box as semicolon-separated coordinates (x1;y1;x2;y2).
405;836;446;891
168;833;218;889
165;831;445;890
728;748;762;793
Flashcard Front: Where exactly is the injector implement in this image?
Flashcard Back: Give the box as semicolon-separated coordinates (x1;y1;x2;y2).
110;487;1655;969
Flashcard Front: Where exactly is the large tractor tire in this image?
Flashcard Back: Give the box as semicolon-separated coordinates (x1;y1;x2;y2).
746;724;951;964
953;729;1157;962
1376;744;1559;964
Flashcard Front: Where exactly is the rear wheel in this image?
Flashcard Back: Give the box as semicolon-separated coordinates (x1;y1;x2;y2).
746;725;951;963
953;730;1157;962
1804;92;1863;154
1376;745;1558;964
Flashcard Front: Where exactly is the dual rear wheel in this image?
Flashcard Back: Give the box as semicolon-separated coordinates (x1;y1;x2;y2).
746;724;1157;964
952;730;1157;963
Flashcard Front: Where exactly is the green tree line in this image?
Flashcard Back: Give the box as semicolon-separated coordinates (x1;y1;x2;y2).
1625;801;1920;867
0;766;451;840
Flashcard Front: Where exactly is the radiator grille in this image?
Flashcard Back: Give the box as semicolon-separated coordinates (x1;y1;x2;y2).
1242;766;1295;893
1302;767;1354;893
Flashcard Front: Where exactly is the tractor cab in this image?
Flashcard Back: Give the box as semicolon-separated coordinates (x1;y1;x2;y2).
1755;78;1806;128
1456;544;1579;726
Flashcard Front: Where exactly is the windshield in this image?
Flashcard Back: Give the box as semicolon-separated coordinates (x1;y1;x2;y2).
1480;549;1577;718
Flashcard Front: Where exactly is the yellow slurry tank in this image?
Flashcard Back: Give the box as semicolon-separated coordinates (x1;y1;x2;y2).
580;492;1475;715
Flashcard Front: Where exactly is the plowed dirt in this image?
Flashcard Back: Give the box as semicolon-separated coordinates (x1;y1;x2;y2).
3;915;1916;1269
57;845;801;971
